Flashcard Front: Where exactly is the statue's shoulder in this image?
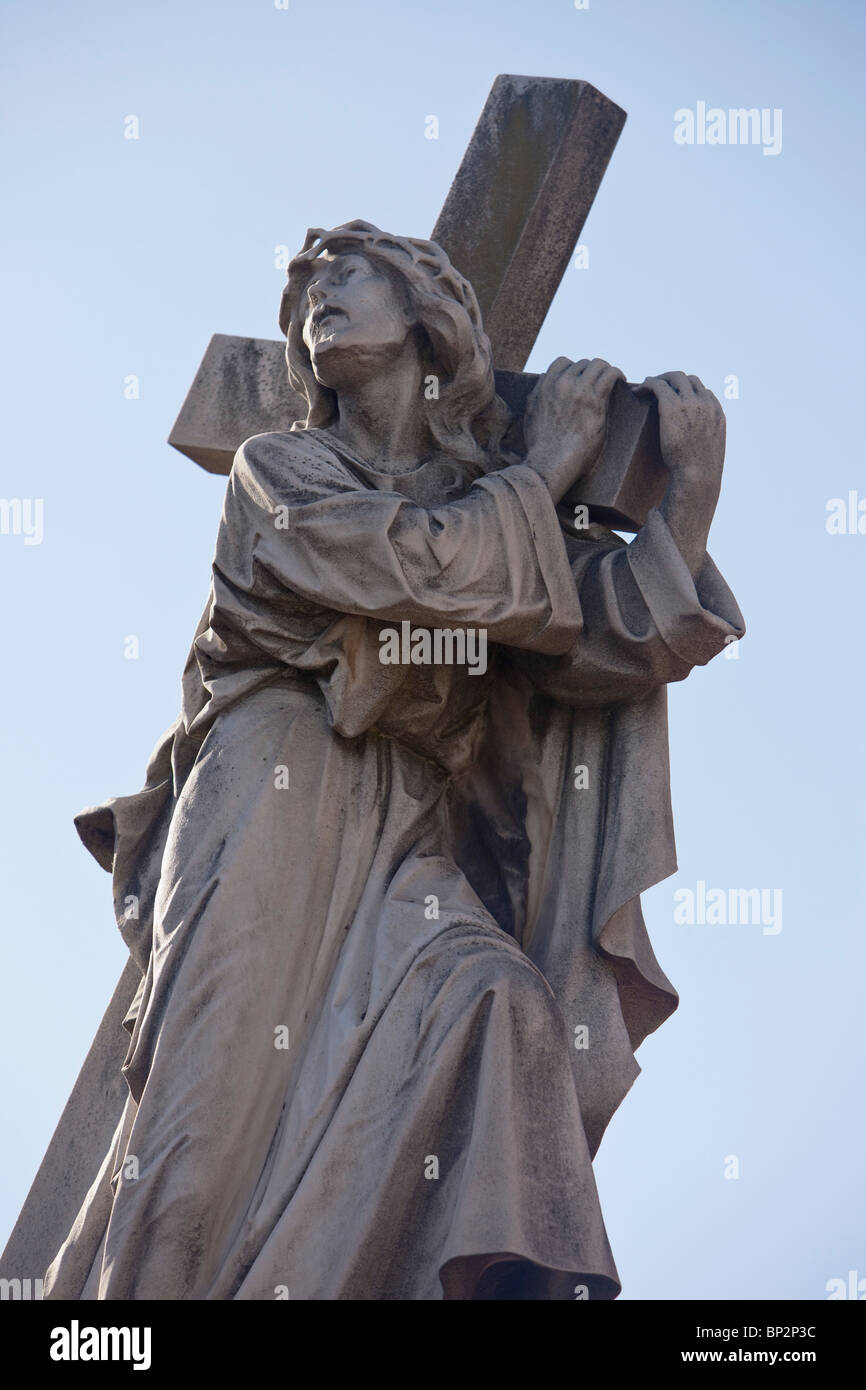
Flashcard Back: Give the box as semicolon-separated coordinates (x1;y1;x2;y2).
234;427;336;467
231;428;352;499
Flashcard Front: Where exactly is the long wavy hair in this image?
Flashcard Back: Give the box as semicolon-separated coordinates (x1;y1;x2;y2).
278;220;511;477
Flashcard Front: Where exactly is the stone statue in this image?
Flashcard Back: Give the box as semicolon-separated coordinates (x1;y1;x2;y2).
43;220;744;1301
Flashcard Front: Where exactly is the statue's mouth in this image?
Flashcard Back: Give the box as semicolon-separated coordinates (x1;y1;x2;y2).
311;305;348;336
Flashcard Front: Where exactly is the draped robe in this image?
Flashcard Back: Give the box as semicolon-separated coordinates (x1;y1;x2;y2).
44;426;744;1301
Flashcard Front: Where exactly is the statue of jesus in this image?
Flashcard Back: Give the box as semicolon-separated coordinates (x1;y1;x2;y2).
44;220;744;1301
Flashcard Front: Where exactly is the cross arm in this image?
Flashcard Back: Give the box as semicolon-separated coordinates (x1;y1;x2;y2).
169;334;664;531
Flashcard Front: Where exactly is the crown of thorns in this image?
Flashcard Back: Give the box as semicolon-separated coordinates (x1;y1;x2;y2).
278;219;483;337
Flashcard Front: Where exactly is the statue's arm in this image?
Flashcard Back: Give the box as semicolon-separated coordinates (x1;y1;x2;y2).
640;372;725;581
508;362;743;703
505;507;745;706
226;432;583;656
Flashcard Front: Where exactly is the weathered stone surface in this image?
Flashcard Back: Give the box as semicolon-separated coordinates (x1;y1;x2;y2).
431;75;626;372
496;371;666;529
171;340;664;530
7;74;743;1302
169;75;628;476
170;336;305;476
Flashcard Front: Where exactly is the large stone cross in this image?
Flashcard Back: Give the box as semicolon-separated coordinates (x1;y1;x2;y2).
170;75;664;529
0;74;664;1289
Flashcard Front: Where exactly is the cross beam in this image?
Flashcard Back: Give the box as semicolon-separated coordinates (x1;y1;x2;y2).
169;75;665;530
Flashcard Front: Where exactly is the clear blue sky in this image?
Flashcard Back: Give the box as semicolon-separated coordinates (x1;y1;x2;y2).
1;0;863;1300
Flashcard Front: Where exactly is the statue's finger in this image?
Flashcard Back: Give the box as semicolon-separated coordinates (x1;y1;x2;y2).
640;375;679;401
546;356;575;378
577;358;610;385
659;370;692;396
596;363;626;390
563;358;591;377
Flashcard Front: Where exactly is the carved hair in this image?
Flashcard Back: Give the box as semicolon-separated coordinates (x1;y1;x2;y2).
279;220;510;474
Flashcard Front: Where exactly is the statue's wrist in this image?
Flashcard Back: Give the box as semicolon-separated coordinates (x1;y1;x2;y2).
523;449;572;502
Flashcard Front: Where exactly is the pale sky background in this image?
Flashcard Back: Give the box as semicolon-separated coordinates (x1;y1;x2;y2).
1;0;863;1300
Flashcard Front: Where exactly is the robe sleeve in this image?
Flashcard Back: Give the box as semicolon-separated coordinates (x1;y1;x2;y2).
222;432;581;656
506;506;746;705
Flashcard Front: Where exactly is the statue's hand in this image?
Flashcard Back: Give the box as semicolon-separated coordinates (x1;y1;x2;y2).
523;357;625;503
639;372;726;487
639;373;726;578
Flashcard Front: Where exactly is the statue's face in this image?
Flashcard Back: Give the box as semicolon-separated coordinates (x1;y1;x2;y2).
301;251;415;381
